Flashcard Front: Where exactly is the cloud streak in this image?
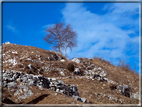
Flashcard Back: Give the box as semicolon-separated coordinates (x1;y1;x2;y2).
6;24;19;34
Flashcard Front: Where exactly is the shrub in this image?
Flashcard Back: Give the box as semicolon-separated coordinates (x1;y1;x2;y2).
66;63;74;72
110;84;117;90
117;58;132;71
27;70;32;74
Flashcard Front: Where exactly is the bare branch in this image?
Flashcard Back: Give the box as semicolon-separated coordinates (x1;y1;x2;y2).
43;22;77;56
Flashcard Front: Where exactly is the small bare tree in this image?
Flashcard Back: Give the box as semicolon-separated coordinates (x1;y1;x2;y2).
43;22;77;56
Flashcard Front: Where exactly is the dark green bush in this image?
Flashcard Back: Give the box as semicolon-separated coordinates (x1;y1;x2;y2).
66;63;74;72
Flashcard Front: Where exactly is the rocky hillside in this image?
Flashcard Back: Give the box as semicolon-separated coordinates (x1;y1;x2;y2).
2;42;140;105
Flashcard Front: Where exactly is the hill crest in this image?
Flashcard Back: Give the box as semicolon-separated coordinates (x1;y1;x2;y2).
2;42;140;105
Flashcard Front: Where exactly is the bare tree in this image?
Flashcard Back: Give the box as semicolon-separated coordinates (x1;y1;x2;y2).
43;22;77;56
63;24;77;56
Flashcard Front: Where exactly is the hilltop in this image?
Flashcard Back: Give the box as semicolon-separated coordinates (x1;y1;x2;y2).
2;42;140;105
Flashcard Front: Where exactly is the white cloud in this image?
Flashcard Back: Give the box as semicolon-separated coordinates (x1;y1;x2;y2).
61;3;139;65
6;24;19;34
42;24;55;29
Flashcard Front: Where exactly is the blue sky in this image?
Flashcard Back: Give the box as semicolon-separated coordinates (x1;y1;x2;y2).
2;3;140;73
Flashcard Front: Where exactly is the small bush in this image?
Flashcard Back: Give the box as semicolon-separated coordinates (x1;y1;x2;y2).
66;63;74;72
110;84;117;90
117;58;132;71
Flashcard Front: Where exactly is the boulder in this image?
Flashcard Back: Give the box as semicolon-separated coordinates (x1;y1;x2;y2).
15;84;33;100
70;85;79;96
117;85;131;98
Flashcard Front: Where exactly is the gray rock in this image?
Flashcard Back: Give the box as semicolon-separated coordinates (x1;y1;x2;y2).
22;77;28;83
132;92;139;100
75;68;80;72
51;86;56;91
84;70;89;75
72;95;80;100
74;68;81;75
56;89;60;92
60;90;64;93
51;78;57;81
27;74;33;79
33;76;38;81
117;85;131;98
99;77;107;82
93;68;98;71
71;58;80;63
81;98;87;103
99;71;107;77
28;64;33;70
58;80;64;84
60;59;65;62
29;80;34;86
7;82;17;89
3;81;7;87
60;71;65;76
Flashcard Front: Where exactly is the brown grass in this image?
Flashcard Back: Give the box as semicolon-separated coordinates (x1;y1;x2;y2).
2;43;140;104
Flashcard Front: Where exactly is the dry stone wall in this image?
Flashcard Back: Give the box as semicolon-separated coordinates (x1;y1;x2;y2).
3;70;87;103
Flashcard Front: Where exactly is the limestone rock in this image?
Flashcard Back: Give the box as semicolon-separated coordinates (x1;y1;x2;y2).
74;68;81;75
117;85;131;98
5;42;11;44
60;59;65;62
71;58;80;63
60;71;65;76
132;92;139;100
7;82;17;89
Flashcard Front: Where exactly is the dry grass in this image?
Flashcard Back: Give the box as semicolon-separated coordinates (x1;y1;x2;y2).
92;57;139;93
2;43;140;104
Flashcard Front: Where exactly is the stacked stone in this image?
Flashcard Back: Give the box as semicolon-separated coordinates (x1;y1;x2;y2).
3;70;87;103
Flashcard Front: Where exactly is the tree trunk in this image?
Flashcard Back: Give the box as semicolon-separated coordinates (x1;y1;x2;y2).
59;38;62;55
65;41;67;57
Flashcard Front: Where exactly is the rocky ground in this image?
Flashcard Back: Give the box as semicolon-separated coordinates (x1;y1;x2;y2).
1;42;140;106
